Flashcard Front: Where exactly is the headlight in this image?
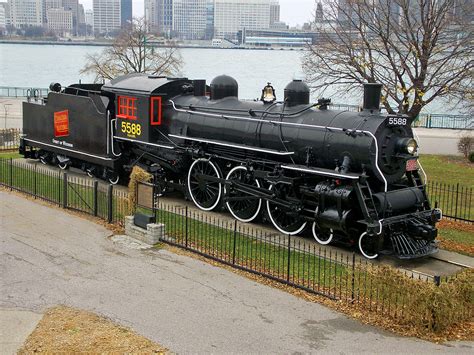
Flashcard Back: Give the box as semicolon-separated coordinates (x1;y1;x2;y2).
397;138;418;155
406;139;418;155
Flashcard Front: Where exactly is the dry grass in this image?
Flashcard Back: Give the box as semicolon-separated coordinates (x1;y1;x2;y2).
127;165;153;212
18;306;167;354
438;220;474;256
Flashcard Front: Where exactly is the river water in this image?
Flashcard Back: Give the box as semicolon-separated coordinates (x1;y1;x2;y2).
0;43;460;114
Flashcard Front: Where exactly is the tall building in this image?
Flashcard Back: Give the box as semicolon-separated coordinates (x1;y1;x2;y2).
145;0;173;35
121;0;132;27
85;8;93;33
93;0;121;35
269;0;280;26
172;0;208;39
0;2;10;27
62;0;78;34
8;0;44;28
214;0;272;40
0;5;6;30
46;7;73;35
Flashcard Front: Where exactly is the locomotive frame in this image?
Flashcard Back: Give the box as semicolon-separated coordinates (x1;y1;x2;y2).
19;73;442;259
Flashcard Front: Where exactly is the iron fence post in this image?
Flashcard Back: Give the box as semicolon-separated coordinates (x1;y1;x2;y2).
58;171;62;206
455;183;459;221
62;173;68;208
232;219;237;264
107;184;113;223
351;252;356;302
93;180;98;217
287;234;291;283
434;275;441;286
185;206;189;248
34;163;37;199
9;157;12;190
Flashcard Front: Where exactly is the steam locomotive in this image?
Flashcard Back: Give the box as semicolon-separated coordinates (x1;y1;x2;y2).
19;73;441;259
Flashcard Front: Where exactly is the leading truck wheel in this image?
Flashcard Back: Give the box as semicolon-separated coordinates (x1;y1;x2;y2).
108;174;120;185
358;232;379;259
224;166;262;223
311;207;334;245
187;159;223;211
266;183;307;235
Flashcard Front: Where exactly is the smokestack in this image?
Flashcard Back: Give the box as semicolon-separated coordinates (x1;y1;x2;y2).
363;83;382;111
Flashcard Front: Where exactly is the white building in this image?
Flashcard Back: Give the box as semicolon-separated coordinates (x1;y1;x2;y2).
85;8;93;27
0;5;5;30
172;0;208;39
269;0;280;26
93;0;121;35
47;7;73;35
214;0;272;40
145;0;173;35
8;0;44;28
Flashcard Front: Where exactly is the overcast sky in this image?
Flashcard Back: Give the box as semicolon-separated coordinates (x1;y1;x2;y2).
78;0;315;27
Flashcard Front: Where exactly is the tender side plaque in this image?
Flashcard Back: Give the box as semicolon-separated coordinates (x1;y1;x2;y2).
54;110;69;137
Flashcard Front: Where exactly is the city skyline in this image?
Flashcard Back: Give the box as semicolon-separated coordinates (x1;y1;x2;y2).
77;0;314;27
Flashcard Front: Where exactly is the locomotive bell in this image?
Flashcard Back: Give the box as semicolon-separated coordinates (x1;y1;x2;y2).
284;80;310;107
210;75;238;100
261;83;276;104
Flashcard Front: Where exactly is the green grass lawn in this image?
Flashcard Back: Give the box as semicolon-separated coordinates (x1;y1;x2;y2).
419;155;473;187
0;151;21;159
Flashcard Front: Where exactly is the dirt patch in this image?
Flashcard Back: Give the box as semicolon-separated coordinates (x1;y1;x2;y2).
18;306;167;354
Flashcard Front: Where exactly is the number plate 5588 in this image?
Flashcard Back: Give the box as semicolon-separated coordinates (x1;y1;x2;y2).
387;117;408;126
121;122;141;136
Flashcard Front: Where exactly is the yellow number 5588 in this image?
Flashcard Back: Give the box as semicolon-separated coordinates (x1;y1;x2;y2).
121;121;141;136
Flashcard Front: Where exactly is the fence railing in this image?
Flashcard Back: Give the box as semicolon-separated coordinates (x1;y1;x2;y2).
327;103;472;130
0;86;49;98
0;156;472;333
426;181;473;222
0;128;21;151
413;113;473;130
0;158;130;225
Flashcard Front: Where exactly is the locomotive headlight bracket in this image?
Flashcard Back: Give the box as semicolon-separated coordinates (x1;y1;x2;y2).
397;138;418;155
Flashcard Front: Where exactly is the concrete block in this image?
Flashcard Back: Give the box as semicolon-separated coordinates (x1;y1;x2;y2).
125;216;165;245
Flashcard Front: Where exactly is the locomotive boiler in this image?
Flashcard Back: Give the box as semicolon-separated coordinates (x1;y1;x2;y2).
19;73;441;259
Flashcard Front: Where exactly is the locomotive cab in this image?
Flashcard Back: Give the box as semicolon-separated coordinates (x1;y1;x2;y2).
102;74;192;145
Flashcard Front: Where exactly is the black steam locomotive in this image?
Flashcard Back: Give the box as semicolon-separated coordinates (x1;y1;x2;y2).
20;74;441;259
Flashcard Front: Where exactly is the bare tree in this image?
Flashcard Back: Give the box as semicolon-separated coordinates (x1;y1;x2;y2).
81;18;183;82
303;0;474;118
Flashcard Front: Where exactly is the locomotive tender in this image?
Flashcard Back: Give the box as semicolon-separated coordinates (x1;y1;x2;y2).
20;73;442;259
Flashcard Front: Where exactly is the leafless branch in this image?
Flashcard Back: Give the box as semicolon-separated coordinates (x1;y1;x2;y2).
303;0;474;117
80;18;183;83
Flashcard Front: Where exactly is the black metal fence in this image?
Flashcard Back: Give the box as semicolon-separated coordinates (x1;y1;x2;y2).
153;203;471;331
0;128;21;151
0;158;130;225
0;157;471;332
426;181;473;222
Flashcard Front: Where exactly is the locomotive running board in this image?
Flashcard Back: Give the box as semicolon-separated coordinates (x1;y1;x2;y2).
168;134;295;156
281;164;360;180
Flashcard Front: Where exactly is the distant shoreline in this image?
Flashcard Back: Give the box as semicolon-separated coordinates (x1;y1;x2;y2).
0;39;306;51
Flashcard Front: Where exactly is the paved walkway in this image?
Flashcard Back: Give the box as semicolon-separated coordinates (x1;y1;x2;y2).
0;191;472;353
0;308;43;354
